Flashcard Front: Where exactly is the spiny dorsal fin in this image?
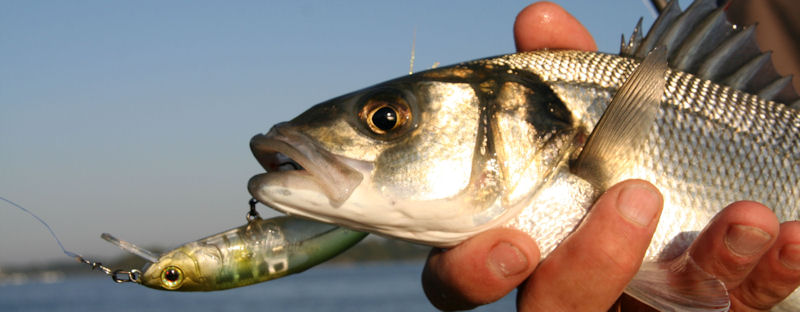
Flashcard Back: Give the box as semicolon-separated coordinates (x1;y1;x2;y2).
620;18;643;56
621;0;800;105
670;7;730;72
628;0;681;59
654;0;717;63
573;47;668;189
696;26;758;81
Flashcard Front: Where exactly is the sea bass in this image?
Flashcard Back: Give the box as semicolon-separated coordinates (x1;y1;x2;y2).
247;0;799;310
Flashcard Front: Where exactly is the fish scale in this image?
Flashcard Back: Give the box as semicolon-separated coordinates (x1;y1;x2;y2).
492;50;800;261
246;0;800;309
248;44;800;312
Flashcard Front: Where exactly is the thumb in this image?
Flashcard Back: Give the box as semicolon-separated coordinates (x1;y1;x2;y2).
422;228;539;310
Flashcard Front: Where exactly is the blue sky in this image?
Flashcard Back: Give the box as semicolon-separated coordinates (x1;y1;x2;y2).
0;1;656;266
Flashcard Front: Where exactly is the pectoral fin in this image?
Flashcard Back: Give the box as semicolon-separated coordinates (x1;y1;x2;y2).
625;254;730;311
573;47;668;188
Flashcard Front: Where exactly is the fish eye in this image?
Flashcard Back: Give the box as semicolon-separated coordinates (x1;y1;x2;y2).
371;106;398;131
160;266;184;289
359;92;411;136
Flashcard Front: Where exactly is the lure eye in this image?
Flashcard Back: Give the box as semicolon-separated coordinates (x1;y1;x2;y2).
160;266;184;290
359;91;411;137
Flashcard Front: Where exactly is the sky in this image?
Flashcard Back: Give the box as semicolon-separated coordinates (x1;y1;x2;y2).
0;0;658;267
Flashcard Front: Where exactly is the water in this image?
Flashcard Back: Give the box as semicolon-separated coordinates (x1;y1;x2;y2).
0;261;516;311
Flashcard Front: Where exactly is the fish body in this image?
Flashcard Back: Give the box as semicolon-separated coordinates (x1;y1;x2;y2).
249;48;799;259
500;49;799;259
247;0;799;310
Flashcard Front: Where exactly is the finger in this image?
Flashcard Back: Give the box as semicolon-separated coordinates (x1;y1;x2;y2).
513;1;597;52
688;201;779;290
518;180;663;311
730;221;800;310
421;228;539;311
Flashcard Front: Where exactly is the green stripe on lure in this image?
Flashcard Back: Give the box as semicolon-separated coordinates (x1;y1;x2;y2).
246;0;799;310
105;216;366;291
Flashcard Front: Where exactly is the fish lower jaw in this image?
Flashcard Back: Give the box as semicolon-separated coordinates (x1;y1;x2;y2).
248;172;329;208
249;179;518;247
248;168;352;208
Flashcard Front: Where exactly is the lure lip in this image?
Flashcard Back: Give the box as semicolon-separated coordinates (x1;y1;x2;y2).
101;232;159;263
249;123;364;207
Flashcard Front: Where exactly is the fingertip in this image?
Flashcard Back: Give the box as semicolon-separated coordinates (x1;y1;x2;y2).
614;179;663;228
779;244;800;271
722;201;781;237
517;180;662;310
422;228;539;310
715;202;780;259
577;179;663;264
513;1;597;52
729;221;800;309
487;240;531;278
777;221;800;272
689;201;780;288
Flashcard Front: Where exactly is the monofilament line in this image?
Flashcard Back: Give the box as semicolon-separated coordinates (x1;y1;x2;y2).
0;196;80;259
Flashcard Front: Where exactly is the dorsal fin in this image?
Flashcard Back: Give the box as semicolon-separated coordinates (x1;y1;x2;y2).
620;0;800;106
573;47;668;188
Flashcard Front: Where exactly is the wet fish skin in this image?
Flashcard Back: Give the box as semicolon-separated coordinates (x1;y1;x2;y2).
493;49;800;260
251;48;799;254
247;0;800;309
248;50;799;310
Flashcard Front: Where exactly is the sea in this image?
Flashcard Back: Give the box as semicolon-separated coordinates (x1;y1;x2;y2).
0;261;516;311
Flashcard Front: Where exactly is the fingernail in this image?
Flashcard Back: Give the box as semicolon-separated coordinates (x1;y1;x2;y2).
488;242;528;277
724;225;771;257
779;244;800;270
617;182;661;227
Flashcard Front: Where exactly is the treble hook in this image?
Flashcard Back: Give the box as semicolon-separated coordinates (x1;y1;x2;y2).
247;198;261;223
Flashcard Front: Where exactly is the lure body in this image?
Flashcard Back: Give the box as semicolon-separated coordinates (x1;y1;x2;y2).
135;217;365;291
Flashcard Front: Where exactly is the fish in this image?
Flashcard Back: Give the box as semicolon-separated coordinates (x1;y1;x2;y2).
246;0;800;310
103;216;366;291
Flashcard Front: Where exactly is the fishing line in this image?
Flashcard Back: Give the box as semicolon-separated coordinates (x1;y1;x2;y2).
0;195;142;283
0;196;80;259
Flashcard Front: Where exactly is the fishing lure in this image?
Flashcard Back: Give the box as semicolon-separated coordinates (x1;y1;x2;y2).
1;196;366;291
106;208;366;291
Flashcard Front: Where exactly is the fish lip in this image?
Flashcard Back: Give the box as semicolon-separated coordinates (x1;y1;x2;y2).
250;132;311;175
249;124;364;207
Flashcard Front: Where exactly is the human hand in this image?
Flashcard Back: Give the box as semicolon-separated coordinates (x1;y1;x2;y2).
421;2;800;311
612;201;800;312
650;201;800;311
423;178;663;311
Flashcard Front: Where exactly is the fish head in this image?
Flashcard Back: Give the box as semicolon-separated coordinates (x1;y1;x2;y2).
249;61;577;247
140;244;221;291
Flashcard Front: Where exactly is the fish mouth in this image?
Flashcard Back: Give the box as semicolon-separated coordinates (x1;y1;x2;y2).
248;124;364;207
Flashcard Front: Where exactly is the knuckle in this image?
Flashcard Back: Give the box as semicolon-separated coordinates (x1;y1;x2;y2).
734;278;785;311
